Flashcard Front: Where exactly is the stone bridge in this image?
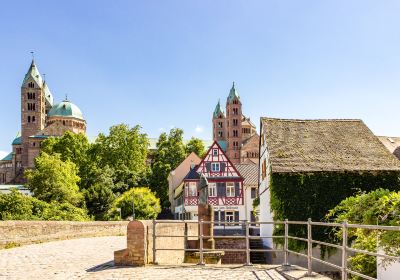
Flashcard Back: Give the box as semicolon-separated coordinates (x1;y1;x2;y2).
0;236;330;280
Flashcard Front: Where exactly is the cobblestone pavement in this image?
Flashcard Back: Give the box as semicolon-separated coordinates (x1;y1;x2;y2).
0;236;307;280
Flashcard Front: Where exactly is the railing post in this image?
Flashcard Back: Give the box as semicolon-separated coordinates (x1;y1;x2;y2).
283;219;290;266
342;220;348;280
307;218;312;276
245;220;251;266
152;219;157;265
198;219;205;265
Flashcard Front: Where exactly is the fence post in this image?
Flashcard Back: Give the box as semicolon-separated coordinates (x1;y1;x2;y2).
152;219;157;265
342;220;348;280
307;218;312;276
245;220;251;266
283;219;289;266
198;219;205;265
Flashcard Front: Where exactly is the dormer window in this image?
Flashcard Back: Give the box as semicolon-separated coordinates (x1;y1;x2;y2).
211;162;220;172
213;149;218;156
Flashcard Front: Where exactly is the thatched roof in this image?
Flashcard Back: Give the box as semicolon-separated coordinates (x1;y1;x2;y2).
261;118;400;173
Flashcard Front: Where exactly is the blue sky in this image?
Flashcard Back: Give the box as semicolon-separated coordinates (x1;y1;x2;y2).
1;1;400;155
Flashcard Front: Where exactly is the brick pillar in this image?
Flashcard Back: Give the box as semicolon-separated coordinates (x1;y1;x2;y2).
114;221;146;266
198;204;215;249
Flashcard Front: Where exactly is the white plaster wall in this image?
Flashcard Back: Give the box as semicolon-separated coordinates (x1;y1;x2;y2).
258;136;273;248
244;185;257;221
377;249;400;280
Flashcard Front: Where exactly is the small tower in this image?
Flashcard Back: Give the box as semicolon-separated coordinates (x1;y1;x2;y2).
20;59;46;167
212;100;226;142
225;82;242;164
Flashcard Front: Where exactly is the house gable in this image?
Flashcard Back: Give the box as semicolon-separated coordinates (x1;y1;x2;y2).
196;141;242;179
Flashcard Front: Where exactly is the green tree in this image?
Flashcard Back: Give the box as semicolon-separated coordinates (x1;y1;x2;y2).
41;131;90;172
186;137;206;157
150;128;186;208
25;153;83;206
0;189;90;221
93;124;149;192
107;187;161;220
0;189;35;220
326;189;400;279
83;165;116;220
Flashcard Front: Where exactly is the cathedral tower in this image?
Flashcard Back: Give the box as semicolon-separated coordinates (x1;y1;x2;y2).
225;82;242;164
20;60;47;167
212;100;226;142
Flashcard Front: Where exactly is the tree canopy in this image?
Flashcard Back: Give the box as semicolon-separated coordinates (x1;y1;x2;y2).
25;152;83;206
107;187;161;220
0;189;90;221
186;137;206;157
150;128;186;208
326;189;400;279
93;124;149;192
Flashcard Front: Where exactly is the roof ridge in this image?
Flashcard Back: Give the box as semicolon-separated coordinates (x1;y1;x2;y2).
261;117;363;122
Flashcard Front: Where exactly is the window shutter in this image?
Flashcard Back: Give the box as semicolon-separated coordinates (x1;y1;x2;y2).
234;211;239;222
235;182;240;197
206;162;211;172
214;211;219;222
217;183;225;197
220;162;226;172
220;211;225;221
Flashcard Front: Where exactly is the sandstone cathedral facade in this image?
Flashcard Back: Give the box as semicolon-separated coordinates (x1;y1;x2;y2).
0;60;86;184
212;83;259;164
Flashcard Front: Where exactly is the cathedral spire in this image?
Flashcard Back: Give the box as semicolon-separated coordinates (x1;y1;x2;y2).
213;99;225;118
22;56;43;87
227;81;240;103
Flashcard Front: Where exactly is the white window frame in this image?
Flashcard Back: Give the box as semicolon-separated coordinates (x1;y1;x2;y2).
211;162;220;172
208;183;216;197
213;149;218;156
226;182;235;197
225;211;234;222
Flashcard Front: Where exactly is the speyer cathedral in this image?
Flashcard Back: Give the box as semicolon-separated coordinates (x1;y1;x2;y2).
0;60;86;184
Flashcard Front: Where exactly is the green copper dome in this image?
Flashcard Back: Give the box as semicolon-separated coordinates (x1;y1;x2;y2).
48;99;84;120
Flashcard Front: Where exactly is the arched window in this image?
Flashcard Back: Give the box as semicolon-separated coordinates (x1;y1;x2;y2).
27;116;31;123
28;82;34;88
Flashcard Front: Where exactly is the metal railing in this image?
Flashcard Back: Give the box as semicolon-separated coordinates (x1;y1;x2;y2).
151;219;400;280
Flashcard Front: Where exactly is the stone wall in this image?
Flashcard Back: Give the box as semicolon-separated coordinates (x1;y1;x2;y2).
115;220;199;266
0;221;129;249
215;238;246;264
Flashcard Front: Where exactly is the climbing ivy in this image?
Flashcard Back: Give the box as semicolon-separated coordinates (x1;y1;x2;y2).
270;171;400;252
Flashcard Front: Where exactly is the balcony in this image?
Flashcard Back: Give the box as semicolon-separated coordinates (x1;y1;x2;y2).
184;196;243;206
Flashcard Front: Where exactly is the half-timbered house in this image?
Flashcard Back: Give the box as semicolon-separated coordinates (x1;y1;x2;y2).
174;141;245;225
